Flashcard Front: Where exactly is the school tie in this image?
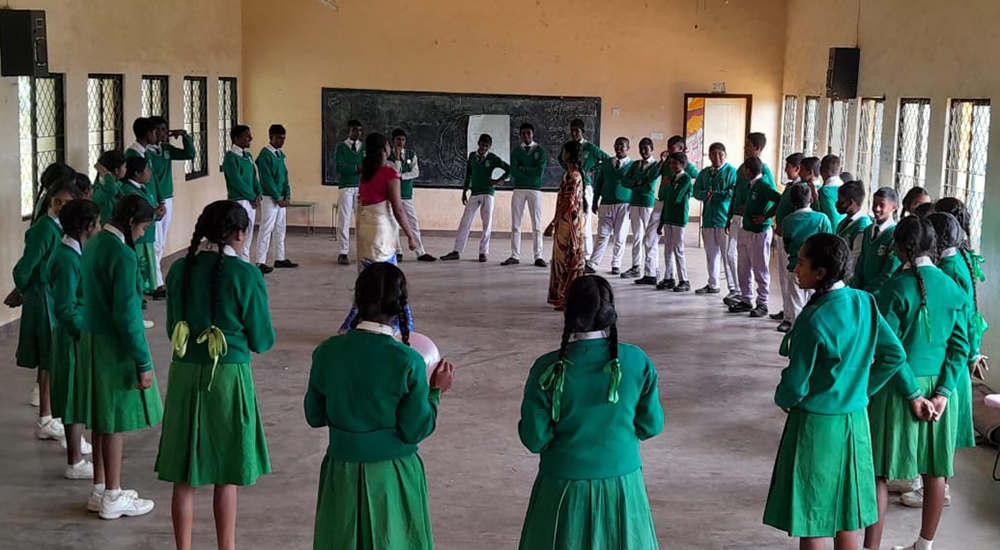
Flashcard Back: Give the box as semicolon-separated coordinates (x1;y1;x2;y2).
872;225;880;239
524;145;531;154
614;158;620;170
351;141;358;153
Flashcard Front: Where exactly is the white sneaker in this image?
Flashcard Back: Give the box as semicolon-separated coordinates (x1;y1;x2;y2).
899;484;951;508
100;490;154;520
60;435;92;454
143;319;155;329
30;385;40;407
89;488;139;512
887;477;922;493
64;460;94;480
35;419;66;441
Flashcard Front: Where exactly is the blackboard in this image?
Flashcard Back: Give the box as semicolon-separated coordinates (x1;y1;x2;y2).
321;88;601;190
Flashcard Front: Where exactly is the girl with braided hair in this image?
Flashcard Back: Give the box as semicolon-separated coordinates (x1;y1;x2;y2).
120;156;165;298
157;200;275;550
518;275;662;549
306;262;454;549
864;216;971;550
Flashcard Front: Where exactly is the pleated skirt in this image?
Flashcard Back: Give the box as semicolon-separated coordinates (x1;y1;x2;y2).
869;375;957;479
80;331;163;433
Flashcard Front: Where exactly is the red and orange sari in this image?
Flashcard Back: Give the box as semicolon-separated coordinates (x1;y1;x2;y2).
547;169;586;308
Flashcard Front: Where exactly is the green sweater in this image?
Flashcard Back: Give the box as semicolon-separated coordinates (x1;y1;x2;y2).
659;161;699;194
305;328;441;463
560;141;611;186
776;286;907;414
728;161;775;221
622;158;660;208
773;181;807;233
742;177;781;233
464;152;510;196
659;172;693;227
836;213;872;251
593;157;633;206
121;181;159;245
511;143;548;190
125;144;158;203
13;215;62;293
877;264;970;399
92;173;123;224
388;149;418;200
44;241;84;337
938;251;983;359
334;141;364;187
781;209;833;270
148;136;196;200
816;181;845;229
519;339;663;479
223;148;263;203
81;229;153;372
849;222;901;294
693;164;737;229
166;250;275;365
256;147;291;202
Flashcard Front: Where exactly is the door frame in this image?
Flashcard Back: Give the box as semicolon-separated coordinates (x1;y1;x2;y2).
682;93;754;165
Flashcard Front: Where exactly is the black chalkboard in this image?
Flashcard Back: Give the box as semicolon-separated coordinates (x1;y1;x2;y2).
321;88;601;190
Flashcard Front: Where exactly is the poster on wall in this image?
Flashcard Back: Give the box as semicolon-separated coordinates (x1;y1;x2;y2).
685;97;706;170
467;114;511;180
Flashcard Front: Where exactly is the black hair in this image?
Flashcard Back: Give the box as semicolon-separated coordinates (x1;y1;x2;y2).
820;154;842;175
110;194;155;251
667;135;685;148
268;124;286;136
744;156;763;177
874;186;899;206
747;132;767;151
519;122;534;132
58;199;100;240
97;150;126;175
132;117;156;141
927;212;963;258
840;171;856;182
902;187;931;214
839;180;866;206
560;274;619;372
802;233;849;307
570;119;585;131
668;152;689;166
350;262;410;345
913;202;935;218
638;137;654;149
562;140;582;167
790;182;813;209
124;156;149;182
615;136;630;147
181;200;251;326
230;124;250;141
361;133;388;182
74;172;92;197
347;119;362;128
893;216;937;324
149;115;167;127
391;128;407;139
933;197;971;244
478;133;492;146
800;156;821;177
709;142;726;153
34;164;82;223
785;152;804;167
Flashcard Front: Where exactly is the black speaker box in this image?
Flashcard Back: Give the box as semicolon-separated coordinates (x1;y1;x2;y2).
826;47;859;100
0;9;48;77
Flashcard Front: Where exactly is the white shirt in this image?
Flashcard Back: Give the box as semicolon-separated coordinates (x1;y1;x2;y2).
125;179;144;191
229;144;248;156
613;156;633;170
848;210;866;223
569;331;607;342
61;235;82;255
198;242;240;258
520;141;538;150
830;281;847;291
392;149;420;181
940;247;958;259
105;225;126;244
824;176;844;187
356;321;394;336
47;210;62;229
904;256;934;269
265;145;283;157
344;138;361;152
128;142;148;157
874;218;895;235
791;207;812;215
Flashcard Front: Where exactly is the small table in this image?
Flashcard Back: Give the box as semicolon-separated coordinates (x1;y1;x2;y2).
288;201;317;236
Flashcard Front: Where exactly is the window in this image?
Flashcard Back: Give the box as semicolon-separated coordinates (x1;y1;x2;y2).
140;75;169;119
856;98;885;187
826;99;851;159
894;98;932;198
183;76;209;179
218;77;238;167
944;99;991;249
802;96;820;157
18;75;66;219
87;74;124;180
780;95;798;163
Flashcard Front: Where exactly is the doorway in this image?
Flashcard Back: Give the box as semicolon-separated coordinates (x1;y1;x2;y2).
683;93;752;170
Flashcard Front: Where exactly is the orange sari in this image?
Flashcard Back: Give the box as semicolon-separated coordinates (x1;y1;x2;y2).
547;169;586;308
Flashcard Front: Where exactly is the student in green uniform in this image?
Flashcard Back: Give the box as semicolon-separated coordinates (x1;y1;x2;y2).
658;135;699;181
503;122;549;268
763;233;916;550
79;194;163;519
148;116;197;293
255;123;298;273
305;262;455;549
656;152;694;291
223;125;263;263
157;200;275;550
561;119;612;259
902;187;932;218
120;156;163;297
733;152;781;317
46;199;101;480
124;119;165;298
587;137;633;275
692;142;738;296
621;138;661;283
93;150;127;224
864;216;970;550
518;275;663;549
850;187;901;295
726;133;776;311
779;184;832;331
835;180;872;280
29;162;77;224
817;155;845;228
772;153;805;325
334;119;365;265
440;133;510;262
390;128;436;262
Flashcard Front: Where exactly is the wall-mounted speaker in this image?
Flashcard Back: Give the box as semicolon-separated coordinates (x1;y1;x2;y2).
826;47;859;100
0;10;48;77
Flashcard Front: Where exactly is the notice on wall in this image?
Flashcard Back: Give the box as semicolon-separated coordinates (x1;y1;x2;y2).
467;114;511;180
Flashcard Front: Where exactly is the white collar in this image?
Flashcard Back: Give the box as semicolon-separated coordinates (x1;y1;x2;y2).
906;256;934;269
265;145;282;156
128;142;148;156
569;330;607;342
61;235;82;255
198;242;239;257
940;247;958;258
356;321;395;336
344;137;361;147
749;174;763;184
126;179;143;189
615;155;632;166
146;143;161;154
47;210;62;228
229;144;246;156
792;207;812;214
788;176;802;184
849;210;866;222
577;138;588;145
875;218;895;233
810;178;823;187
830;280;846;290
105;225;126;244
521;141;537;149
824;176;843;186
641;156;655;165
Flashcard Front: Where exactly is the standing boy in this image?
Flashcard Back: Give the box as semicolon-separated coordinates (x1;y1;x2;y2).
692;142;738;295
503;123;548;267
659;135;700;181
222;125;262;262
656;152;694;292
440;134;510;262
389;129;435;262
334;120;364;265
731;150;780;317
561;119;611;259
817;154;845;228
125;118;167;298
587;137;633;275
835;180;872;279
772;153;806;326
779;184;832;330
255;124;297;273
621;138;661;284
147;116;195;295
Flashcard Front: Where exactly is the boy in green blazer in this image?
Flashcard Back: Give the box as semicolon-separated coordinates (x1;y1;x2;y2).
148;115;196;293
503;122;549;267
255;124;297;272
818;154;846;228
560;119;611;259
389;128;436;262
731;135;780;318
850;187;901;295
587;137;633;275
780;184;832;330
440;134;510;262
692;142;738;296
656;152;694;291
222;125;263;262
835;180;872;279
334;120;364;265
621;138;661;284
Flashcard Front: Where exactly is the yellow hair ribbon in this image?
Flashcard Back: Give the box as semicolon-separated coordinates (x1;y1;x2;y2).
603;358;622;404
196;326;228;392
539;359;570;422
170;321;191;358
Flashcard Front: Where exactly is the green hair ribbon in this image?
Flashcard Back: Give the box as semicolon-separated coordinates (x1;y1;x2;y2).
539;359;570;422
975;311;990;335
971;252;986;282
170;321;191;358
196;326;229;392
920;304;933;343
603;358;622;404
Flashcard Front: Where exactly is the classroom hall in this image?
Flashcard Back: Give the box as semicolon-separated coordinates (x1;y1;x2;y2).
1;0;999;549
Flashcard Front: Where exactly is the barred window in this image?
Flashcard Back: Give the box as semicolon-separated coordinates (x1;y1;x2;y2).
802;96;820;157
894;98;932;198
18;75;66;219
826;99;851;159
780;95;798;164
218;77;238;167
87;74;124;180
141;75;169;119
183;76;209;180
856;98;885;188
943;99;991;250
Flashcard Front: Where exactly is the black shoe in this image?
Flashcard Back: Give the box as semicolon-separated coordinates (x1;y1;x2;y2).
584;265;596;274
396;253;403;262
478;254;488;263
769;311;784;320
776;321;792;333
611;267;620;275
635;276;657;285
258;263;274;274
723;292;741;307
337;254;350;265
728;301;752;313
152;286;167;301
440;251;460;261
620;266;640;279
534;259;548;268
417;254;437;262
500;257;520;266
750;304;769;318
656;278;676;290
695;285;720;295
274;259;298;268
672;281;691;292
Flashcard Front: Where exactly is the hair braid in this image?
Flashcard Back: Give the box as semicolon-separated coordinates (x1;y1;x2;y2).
398;294;411;346
960;248;980;311
908;240;928;309
557;327;571;364
608;323;619;362
180;227;204;322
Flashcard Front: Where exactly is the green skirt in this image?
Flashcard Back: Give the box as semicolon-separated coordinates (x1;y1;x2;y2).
80;331;163;434
869;375;957;479
155;361;270;486
49;325;84;424
954;367;976;448
15;285;50;371
313;454;434;550
136;241;157;294
763;409;876;538
518;469;659;550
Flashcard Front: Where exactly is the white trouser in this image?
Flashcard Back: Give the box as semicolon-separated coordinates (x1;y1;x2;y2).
236;199;255;262
727;215;742;292
394;199;426;256
583;185;594;257
662;224;687;282
776;236;791;319
453;194;494;255
702;227;737;291
510;189;543;261
255;197;287;264
737;226;772;306
154;197;171;288
590;203;630;269
337;187;358;256
628;205;658;276
785;270;814;325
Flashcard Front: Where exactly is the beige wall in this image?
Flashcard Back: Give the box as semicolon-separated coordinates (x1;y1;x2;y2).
241;0;788;233
781;0;1000;387
0;0;242;326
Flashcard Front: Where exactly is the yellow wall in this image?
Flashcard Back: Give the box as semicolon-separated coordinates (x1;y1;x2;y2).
241;0;788;232
0;0;241;327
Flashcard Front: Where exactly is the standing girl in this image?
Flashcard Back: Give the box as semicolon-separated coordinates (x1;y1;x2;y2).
120;156;164;297
79;194;163;519
157;200;275;550
901;187;932;217
544;141;586;310
864;216;970;550
306;262;454;549
93;150;127;224
850;187;901;295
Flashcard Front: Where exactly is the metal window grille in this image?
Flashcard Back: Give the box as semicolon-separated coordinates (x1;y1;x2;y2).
140;75;169;119
894;98;932;199
780;95;798;163
856;98;885;187
218;77;238;167
87;74;124;180
183;76;209;179
18;74;66;219
827;99;851;159
802;96;820;157
943;99;991;250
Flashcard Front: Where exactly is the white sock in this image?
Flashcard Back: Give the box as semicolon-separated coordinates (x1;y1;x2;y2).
105;488;121;500
93;483;105;493
915;537;933;550
40;415;52;425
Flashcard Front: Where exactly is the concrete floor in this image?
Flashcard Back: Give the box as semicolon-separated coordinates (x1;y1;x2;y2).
1;230;998;550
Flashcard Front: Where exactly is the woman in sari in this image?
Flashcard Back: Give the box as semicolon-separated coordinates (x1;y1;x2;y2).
545;141;586;310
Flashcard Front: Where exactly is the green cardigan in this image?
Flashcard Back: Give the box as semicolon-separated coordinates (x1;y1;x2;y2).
937;251;984;360
659;172;693;227
816;180;846;229
334;141;364;188
742;177;781;233
511;144;548;190
692;164;737;229
849;222;901;294
44;240;85;337
593;157;633;206
148;136;196;200
781;209;833;270
622;158;661;208
13;215;62;293
464;152;510;196
728;161;775;221
92;173;124;224
223;148;263;203
120;181;159;245
256;147;291;202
